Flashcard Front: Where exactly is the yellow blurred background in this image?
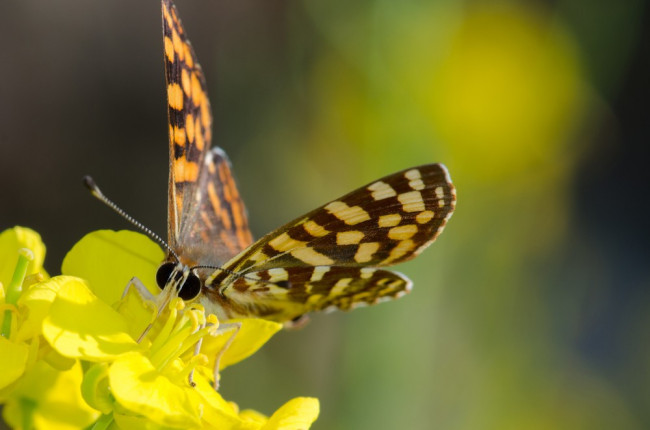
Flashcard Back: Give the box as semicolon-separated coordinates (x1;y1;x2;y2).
1;0;648;428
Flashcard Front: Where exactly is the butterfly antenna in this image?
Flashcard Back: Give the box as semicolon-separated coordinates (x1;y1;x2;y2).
83;175;181;262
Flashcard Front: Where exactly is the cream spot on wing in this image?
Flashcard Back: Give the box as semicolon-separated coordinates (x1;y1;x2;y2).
266;285;289;296
330;278;352;296
405;170;425;191
269;232;306;252
325;201;370;225
384;240;415;263
360;268;375;279
291;247;334;266
337;231;364;245
267;268;289;282
367;181;397;201
302;220;329;237
388;224;418;240
398;191;425;212
354;242;380;263
353;292;372;302
306;294;325;306
409;179;425;190
416;210;435;224
378;213;401;227
247;251;268;265
311;266;330;282
435;186;445;199
405;169;421;180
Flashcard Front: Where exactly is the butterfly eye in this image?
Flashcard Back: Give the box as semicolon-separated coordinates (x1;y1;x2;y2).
179;273;201;300
156;262;176;289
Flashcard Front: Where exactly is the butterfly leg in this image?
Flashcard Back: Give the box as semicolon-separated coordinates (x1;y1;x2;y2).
120;277;175;342
212;321;242;390
187;322;206;387
122;276;156;301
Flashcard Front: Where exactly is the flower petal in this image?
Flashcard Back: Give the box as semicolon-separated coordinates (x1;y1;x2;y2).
1;360;99;430
0;226;47;288
42;276;139;360
61;230;163;306
239;409;268;426
261;398;320;430
191;373;261;430
0;337;29;389
109;352;201;428
114;280;158;341
113;412;191;430
199;318;282;371
13;276;65;342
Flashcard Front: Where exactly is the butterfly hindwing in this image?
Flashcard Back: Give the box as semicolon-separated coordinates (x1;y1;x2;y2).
176;147;253;267
215;266;411;322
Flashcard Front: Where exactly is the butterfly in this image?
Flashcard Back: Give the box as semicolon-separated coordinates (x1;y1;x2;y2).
157;0;455;325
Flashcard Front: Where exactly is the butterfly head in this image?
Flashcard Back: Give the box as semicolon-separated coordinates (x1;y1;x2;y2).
156;261;202;301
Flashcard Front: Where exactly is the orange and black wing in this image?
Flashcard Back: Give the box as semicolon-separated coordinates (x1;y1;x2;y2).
176;147;253;266
161;0;252;264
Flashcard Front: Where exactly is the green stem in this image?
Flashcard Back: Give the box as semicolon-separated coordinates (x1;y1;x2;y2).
1;248;33;338
90;412;114;430
19;398;36;430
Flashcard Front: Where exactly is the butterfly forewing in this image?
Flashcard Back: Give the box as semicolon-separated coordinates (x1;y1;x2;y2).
162;0;212;248
162;0;252;266
213;164;454;275
202;164;455;321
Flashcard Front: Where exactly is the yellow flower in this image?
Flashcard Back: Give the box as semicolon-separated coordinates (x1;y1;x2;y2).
49;229;320;429
2;360;98;430
0;227;99;429
0;227;51;386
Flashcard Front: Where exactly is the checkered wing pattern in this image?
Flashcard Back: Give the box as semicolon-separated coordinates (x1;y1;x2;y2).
175;147;253;266
162;0;252;265
203;164;456;322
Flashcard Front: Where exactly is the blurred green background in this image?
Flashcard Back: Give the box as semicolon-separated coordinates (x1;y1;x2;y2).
1;0;648;428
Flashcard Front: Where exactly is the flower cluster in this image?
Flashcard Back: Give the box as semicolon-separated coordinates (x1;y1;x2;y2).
0;227;319;429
